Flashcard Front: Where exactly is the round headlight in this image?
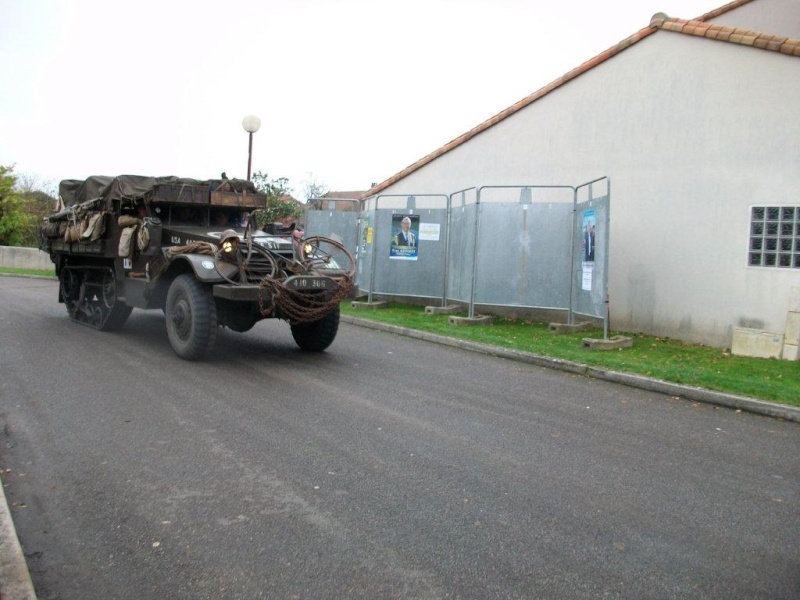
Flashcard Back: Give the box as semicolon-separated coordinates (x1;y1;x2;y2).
218;229;239;253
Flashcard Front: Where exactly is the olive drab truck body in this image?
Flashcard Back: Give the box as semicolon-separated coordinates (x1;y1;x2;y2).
39;175;355;360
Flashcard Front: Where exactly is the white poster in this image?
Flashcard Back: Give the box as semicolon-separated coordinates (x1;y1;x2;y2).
582;262;593;291
418;222;440;241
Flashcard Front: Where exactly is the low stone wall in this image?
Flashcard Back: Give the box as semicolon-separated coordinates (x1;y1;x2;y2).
0;246;54;271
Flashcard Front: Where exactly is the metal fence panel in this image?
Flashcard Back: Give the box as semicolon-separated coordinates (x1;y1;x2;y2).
572;192;610;322
474;202;572;308
356;208;376;291
356;179;609;333
366;207;448;298
445;203;479;304
304;209;360;256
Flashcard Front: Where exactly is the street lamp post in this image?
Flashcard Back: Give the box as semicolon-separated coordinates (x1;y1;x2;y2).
242;115;261;181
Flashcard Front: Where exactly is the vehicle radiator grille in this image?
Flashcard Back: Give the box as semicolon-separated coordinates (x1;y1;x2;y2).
242;250;275;283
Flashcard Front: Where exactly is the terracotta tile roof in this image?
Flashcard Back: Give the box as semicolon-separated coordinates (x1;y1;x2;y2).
316;191;364;210
651;13;800;56
363;0;795;199
694;0;755;22
321;191;366;200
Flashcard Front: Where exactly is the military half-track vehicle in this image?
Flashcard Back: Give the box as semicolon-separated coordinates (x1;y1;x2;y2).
39;175;355;360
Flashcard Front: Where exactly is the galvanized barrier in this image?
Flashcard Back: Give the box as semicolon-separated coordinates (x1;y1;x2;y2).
303;198;361;257
466;185;575;318
572;178;611;336
303;178;610;334
360;194;449;304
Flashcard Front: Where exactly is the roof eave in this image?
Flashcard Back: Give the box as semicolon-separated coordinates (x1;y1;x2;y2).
363;24;658;199
362;0;792;200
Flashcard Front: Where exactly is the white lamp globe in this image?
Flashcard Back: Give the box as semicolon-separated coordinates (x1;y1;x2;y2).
242;115;261;133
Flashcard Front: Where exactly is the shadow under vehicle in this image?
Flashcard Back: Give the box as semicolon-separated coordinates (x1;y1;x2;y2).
39;175;355;360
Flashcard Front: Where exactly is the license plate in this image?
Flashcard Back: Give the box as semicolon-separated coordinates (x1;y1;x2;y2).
284;276;335;291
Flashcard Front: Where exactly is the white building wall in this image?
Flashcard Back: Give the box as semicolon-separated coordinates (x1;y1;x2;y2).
376;32;800;347
707;0;800;38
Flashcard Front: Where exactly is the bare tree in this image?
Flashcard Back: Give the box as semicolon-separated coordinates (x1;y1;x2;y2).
301;173;328;208
15;172;58;199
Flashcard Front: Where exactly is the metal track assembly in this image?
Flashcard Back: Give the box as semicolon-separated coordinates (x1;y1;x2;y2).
59;265;132;331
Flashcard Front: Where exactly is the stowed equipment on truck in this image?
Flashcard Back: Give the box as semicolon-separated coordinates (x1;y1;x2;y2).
39;174;355;360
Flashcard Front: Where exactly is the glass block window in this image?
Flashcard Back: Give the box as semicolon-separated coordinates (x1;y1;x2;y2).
748;206;800;268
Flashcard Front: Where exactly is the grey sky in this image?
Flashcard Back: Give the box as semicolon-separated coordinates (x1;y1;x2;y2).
0;0;724;196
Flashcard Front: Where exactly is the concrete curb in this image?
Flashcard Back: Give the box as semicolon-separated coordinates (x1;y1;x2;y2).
341;315;800;423
0;476;36;600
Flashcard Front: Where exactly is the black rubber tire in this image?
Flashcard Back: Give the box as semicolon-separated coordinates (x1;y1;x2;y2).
59;268;80;315
165;274;218;360
290;305;340;352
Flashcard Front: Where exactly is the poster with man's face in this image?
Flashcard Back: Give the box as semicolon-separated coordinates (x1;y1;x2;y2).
582;209;596;263
390;213;419;260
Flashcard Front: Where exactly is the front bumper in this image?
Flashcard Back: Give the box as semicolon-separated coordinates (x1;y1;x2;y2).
212;275;337;302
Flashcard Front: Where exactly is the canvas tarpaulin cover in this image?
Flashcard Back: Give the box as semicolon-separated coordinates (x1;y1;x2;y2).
58;175;206;208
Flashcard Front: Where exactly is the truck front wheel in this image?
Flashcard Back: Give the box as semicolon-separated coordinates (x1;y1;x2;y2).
165;274;217;360
290;305;340;352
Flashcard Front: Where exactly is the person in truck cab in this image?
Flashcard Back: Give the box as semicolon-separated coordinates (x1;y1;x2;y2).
212;211;229;227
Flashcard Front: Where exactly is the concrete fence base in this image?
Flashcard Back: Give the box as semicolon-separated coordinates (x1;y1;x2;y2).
0;246;54;271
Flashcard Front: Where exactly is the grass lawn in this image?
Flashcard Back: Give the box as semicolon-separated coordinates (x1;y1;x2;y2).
341;302;799;407
0;267;55;278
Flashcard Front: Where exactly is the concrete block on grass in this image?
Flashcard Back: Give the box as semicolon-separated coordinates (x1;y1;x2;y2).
731;327;784;359
448;315;494;327
785;311;800;344
350;300;389;310
582;335;633;350
549;321;591;334
425;305;462;315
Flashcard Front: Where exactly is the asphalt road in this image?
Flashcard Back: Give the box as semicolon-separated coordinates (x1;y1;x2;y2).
0;276;798;600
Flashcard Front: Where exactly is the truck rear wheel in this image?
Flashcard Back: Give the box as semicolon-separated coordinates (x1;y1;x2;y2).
59;268;81;316
98;269;132;331
165;274;217;360
290;305;339;352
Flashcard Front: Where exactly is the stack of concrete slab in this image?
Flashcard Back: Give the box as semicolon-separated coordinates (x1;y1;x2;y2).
783;286;800;361
732;286;800;361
